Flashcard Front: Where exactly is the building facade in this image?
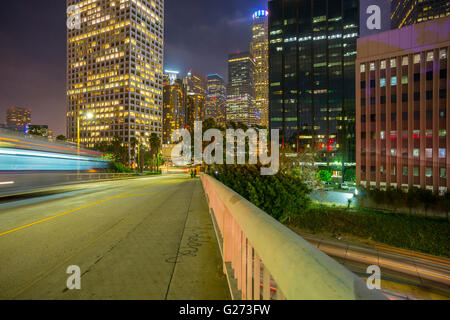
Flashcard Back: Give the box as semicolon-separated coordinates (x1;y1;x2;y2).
227;52;257;126
163;76;186;144
183;71;206;96
251;10;270;128
205;74;227;126
183;71;206;130
6;107;31;127
268;0;358;167
66;0;164;154
391;0;450;29
356;17;450;193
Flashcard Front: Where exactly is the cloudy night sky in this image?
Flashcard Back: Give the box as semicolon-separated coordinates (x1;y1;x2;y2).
0;0;267;135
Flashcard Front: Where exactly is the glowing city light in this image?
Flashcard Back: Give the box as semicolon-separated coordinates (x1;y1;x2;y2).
252;10;268;20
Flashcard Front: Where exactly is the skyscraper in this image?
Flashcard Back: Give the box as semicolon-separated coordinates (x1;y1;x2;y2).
183;71;207;96
163;74;186;144
66;0;164;155
251;10;269;128
391;0;450;29
268;0;358;168
183;71;206;130
6;107;31;127
227;52;258;126
205;74;227;126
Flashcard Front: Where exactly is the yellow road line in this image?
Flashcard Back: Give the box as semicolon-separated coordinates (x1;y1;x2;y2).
376;245;450;266
0;181;166;238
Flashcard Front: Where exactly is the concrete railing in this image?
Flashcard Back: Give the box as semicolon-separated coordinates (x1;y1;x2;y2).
201;173;387;300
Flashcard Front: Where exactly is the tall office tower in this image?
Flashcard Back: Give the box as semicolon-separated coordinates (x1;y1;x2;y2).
269;0;358;169
251;10;270;128
227;52;258;126
186;92;205;131
356;17;450;193
163;75;186;144
183;71;207;96
183;71;206;130
391;0;450;29
66;0;164;156
6;107;31;127
205;74;227;126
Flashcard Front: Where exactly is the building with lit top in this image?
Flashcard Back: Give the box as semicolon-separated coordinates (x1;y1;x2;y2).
66;0;164;156
251;10;269;128
205;74;227;126
227;52;257;126
391;0;450;29
182;71;206;131
268;0;358;173
163;72;186;144
6;107;31;127
356;17;450;193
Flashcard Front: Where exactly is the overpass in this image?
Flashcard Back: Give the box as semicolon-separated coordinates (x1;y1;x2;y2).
0;141;447;299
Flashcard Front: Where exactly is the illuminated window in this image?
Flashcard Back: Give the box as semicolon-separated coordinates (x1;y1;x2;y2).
402;56;409;66
425;148;433;158
380;78;386;87
414;54;421;64
380;131;385;140
360;64;366;73
426;168;432;178
413;149;419;157
440;48;447;60
380;60;386;69
414;167;419;177
439;129;447;137
426;51;434;62
439;148;446;158
370;62;375;71
390;58;396;68
440;168;447;179
391;76;397;86
391;149;397;157
401;76;408;84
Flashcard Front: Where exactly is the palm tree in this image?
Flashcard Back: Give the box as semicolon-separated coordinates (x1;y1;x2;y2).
149;133;161;172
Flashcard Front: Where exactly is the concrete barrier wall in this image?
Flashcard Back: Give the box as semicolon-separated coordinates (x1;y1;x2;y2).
201;173;387;300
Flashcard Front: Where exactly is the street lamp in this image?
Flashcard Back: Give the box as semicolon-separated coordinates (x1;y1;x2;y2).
77;111;95;152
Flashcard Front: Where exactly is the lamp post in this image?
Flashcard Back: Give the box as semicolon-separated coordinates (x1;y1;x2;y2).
77;111;95;152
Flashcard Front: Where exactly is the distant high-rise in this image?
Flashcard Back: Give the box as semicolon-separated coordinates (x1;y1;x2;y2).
163;74;186;144
205;74;227;126
268;0;358;167
66;0;164;154
183;71;207;96
183;71;206;130
391;0;449;29
227;52;257;126
6;107;31;127
251;10;269;128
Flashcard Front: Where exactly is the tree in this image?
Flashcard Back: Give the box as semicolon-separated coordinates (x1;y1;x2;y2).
318;169;332;183
344;168;356;183
149;133;162;172
56;135;67;141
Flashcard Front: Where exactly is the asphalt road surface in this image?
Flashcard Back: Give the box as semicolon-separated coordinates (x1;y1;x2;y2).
0;175;230;300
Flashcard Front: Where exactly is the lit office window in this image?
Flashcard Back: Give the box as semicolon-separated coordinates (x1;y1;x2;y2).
440;168;447;179
414;54;421;64
440;48;447;60
360;64;366;72
426;168;432;178
390;58;396;68
391;76;397;86
427;51;434;61
380;78;386;87
413;149;419;157
402;56;409;66
426;148;433;158
380;60;386;69
439;148;446;158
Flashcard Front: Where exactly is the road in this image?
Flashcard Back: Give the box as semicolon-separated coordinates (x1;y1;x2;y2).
0;175;230;300
296;231;450;300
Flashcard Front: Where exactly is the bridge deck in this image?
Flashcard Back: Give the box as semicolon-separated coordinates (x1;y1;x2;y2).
0;175;230;299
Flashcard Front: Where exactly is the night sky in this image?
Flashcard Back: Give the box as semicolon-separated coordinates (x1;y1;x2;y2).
0;0;267;135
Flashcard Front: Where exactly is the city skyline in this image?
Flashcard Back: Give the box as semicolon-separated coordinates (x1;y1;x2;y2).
0;0;267;135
